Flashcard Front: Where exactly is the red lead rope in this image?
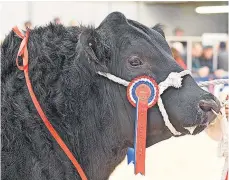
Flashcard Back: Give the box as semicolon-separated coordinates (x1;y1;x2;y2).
12;27;87;180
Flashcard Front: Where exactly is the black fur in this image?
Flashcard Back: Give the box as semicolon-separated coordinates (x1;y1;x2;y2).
1;12;220;180
152;24;165;38
1;23;128;180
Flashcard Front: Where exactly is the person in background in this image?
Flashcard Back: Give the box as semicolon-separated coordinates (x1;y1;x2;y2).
24;21;32;29
217;42;228;73
171;47;187;69
199;46;214;75
69;20;78;27
192;43;203;74
173;27;184;37
173;27;187;60
172;42;185;57
53;17;61;24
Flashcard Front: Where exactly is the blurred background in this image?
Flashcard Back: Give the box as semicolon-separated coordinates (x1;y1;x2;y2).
0;1;228;180
0;1;228;88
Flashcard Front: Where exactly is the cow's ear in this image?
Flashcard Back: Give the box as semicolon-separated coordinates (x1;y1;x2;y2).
77;29;110;71
152;24;165;38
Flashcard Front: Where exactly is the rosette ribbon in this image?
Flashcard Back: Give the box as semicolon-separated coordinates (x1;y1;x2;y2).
127;76;159;175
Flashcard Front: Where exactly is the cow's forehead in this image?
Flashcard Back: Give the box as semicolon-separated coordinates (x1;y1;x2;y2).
97;12;128;30
96;12;172;57
97;12;152;37
97;12;158;44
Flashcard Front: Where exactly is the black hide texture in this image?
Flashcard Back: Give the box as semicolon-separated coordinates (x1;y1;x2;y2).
1;12;220;180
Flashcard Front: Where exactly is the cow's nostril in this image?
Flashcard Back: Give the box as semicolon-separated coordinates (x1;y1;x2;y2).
199;99;219;112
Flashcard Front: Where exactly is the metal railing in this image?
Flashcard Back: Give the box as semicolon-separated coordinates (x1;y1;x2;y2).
165;35;228;71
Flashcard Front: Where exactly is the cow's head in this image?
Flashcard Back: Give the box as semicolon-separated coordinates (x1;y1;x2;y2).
77;12;221;148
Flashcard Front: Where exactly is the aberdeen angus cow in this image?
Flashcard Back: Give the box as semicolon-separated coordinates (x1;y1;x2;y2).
1;12;221;180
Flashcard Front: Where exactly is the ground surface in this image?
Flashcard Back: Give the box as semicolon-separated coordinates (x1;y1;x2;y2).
109;132;225;180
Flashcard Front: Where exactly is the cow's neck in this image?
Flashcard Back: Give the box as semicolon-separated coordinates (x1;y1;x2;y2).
27;68;129;179
3;26;130;180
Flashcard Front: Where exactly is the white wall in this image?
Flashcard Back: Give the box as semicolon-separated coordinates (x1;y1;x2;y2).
0;1;228;39
0;1;140;38
30;1;140;27
142;3;228;36
0;2;28;40
31;1;110;27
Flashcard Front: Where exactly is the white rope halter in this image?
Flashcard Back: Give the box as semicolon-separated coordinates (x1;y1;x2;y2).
97;70;191;135
198;79;229;87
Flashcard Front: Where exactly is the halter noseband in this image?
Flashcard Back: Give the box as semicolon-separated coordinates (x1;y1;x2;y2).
97;70;191;135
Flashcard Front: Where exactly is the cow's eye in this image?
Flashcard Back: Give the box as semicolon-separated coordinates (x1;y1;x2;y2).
128;56;143;66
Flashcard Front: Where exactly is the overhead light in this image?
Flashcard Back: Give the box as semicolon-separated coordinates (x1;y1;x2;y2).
195;5;229;14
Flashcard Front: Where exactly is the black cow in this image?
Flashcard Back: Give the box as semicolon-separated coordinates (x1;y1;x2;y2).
1;12;221;180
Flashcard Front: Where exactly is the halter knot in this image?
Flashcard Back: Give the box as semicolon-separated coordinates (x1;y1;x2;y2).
158;71;190;95
166;72;183;88
13;26;30;71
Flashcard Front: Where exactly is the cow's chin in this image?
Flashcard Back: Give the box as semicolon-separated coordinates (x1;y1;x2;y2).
183;110;217;135
146;124;209;148
184;125;206;135
184;120;217;136
146;127;177;147
145;109;218;147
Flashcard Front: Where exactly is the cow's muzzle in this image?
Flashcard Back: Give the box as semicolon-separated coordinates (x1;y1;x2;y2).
184;96;221;135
